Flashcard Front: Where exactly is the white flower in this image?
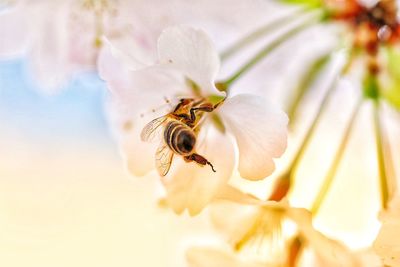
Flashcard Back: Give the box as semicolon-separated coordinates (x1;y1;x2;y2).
0;0;173;92
98;25;288;215
201;191;361;267
0;0;119;91
373;195;400;267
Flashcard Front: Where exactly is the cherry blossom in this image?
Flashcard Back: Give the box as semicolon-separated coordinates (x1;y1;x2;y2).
0;0;121;91
98;25;288;215
188;193;361;267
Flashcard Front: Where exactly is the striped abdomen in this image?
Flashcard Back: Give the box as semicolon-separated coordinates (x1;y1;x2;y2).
164;121;196;155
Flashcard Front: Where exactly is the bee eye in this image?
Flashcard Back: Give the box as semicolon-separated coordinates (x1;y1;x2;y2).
177;132;195;154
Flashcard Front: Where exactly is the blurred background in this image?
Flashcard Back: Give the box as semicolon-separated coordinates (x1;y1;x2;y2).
0;59;219;267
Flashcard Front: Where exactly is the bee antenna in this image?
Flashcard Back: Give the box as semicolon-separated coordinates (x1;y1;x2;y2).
207;161;216;173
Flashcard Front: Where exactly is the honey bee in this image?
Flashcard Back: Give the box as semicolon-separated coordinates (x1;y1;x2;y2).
141;98;220;176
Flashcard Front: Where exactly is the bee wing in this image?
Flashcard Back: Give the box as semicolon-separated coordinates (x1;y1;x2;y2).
155;141;174;176
140;116;168;142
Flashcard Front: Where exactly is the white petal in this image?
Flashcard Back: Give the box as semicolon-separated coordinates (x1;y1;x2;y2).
101;35;151;71
100;66;181;177
98;40;134;96
121;121;157;177
101;62;185;124
28;2;71;91
186;247;267;267
219;94;288;180
158;25;222;96
288;208;361;267
101;58;191;178
374;196;400;267
0;5;28;57
209;201;259;245
373;221;400;267
215;185;262;205
379;195;400;222
104;93;157;178
66;7;98;69
162;125;235;215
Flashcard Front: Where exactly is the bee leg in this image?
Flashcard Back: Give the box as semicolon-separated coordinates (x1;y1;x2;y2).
175;113;191;121
189;103;215;123
212;99;225;109
173;98;195;112
184;153;216;172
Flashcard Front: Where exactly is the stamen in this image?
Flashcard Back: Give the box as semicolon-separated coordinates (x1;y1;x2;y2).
220;8;306;60
82;0;110;48
269;49;356;201
373;100;391;209
269;173;291;202
287;53;330;125
269;67;340;201
311;98;363;215
235;208;285;263
287;236;304;267
139;99;174;118
221;13;321;88
164;97;171;104
377;25;392;41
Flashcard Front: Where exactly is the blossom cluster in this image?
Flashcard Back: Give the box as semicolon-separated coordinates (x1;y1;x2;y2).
1;0;399;266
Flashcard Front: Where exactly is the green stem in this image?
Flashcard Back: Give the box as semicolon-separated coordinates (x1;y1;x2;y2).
222;16;320;87
289;76;338;174
220;8;305;60
287;53;330;125
270;49;356;201
373;100;390;209
311;98;363;215
381;113;397;201
286;44;354;126
268;75;338;201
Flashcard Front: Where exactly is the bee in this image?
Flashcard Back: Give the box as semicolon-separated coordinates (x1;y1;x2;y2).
141;98;219;176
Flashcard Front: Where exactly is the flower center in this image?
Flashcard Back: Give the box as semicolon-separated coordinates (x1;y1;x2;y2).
235;207;287;264
81;0;114;48
331;0;400;54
